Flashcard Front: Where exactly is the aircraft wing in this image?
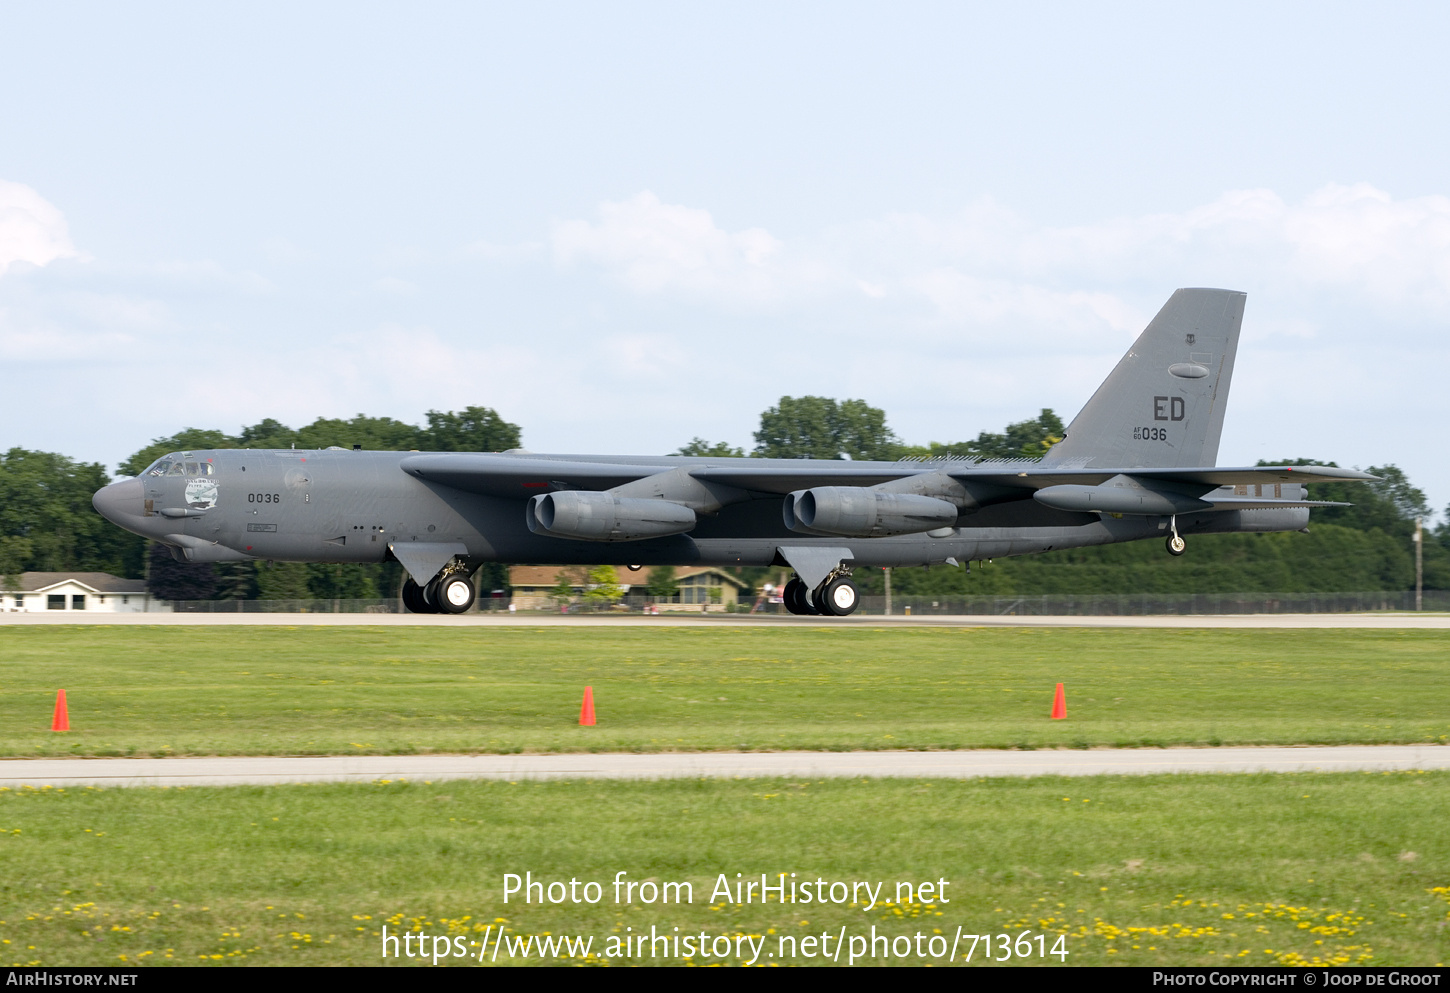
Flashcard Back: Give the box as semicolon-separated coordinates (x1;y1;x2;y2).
686;464;918;493
690;462;1377;494
400;454;656;497
942;463;1379;488
403;454;1375;500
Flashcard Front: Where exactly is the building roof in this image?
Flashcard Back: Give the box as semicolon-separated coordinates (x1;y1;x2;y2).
509;565;749;591
9;572;149;594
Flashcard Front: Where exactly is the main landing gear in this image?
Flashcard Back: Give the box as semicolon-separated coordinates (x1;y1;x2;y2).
402;571;477;614
783;572;860;616
1165;516;1187;556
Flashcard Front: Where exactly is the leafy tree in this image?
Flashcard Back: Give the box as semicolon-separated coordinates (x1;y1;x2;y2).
853;524;1417;597
549;570;576;608
294;415;419;452
306;562;379;599
212;561;258;600
122;407;521;474
145;542;217;600
672;438;745;458
582;564;625;607
646;565;680;597
0;448;144;577
473;562;512;599
256;561;311;600
236;419;297;450
753;397;901;460
903;409;1065;461
419;406;521;452
1257;461;1428;539
0;536;32;592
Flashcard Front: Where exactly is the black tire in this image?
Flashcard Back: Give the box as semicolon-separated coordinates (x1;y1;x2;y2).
820;577;860;616
436;575;476;614
1166;534;1187;556
784;577;817;615
401;578;434;614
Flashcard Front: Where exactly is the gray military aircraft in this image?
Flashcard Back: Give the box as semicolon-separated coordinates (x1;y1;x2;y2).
93;288;1373;616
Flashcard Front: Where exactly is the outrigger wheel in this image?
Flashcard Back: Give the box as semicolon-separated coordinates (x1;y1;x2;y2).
783;577;817;615
1165;515;1187;556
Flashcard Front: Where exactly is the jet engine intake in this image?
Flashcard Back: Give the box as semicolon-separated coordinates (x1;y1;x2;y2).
527;491;697;541
784;486;959;538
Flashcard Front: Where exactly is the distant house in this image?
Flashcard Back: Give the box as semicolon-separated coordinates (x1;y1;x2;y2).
508;565;750;610
0;573;168;613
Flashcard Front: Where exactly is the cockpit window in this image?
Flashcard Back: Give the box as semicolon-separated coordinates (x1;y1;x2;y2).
201;462;215;476
146;460;172;477
184;462;200;476
166;462;186;476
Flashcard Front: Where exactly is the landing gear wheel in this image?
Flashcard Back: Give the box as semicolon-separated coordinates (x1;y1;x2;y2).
436;575;476;614
1166;534;1187;556
819;577;860;616
783;577;817;615
401;578;435;614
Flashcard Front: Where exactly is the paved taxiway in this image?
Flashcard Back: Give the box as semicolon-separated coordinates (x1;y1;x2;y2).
2;745;1446;788
4;612;1449;628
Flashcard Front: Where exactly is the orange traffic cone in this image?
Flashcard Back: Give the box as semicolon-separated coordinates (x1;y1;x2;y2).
579;686;596;726
1050;683;1066;720
52;689;70;732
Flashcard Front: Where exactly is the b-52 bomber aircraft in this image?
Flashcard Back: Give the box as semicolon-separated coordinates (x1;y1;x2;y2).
93;288;1374;616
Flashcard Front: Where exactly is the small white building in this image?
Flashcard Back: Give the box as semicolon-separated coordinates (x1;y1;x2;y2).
508;565;750;611
0;572;169;613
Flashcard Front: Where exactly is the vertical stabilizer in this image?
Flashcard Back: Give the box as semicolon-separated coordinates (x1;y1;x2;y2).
1045;288;1244;468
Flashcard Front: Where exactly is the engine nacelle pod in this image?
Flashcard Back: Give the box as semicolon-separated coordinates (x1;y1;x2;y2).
1032;483;1211;516
527;491;697;541
785;487;959;537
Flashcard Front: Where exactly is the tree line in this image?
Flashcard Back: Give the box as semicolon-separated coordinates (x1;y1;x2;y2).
2;399;1445;598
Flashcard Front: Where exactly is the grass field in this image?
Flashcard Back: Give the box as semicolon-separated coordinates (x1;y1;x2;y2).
1;772;1447;967
0;626;1447;756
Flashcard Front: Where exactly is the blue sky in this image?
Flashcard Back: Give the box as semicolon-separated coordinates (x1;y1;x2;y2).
3;2;1449;515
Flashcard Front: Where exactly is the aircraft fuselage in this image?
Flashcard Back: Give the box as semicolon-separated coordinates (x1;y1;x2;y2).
95;447;1310;571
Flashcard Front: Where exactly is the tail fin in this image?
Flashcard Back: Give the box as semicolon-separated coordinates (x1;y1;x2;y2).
1045;288;1245;468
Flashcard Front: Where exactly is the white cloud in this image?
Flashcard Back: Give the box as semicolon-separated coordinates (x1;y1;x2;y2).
0;179;80;275
552;184;1450;337
553;191;817;303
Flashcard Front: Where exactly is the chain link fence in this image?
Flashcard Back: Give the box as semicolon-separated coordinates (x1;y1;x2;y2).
858;590;1450;616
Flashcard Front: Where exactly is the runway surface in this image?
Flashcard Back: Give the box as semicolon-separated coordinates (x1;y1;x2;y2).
2;745;1446;788
4;612;1449;628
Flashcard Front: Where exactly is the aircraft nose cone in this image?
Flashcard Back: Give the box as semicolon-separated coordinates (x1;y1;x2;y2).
93;477;144;525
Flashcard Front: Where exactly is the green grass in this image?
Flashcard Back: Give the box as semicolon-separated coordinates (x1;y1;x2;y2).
1;773;1447;967
2;626;1449;756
